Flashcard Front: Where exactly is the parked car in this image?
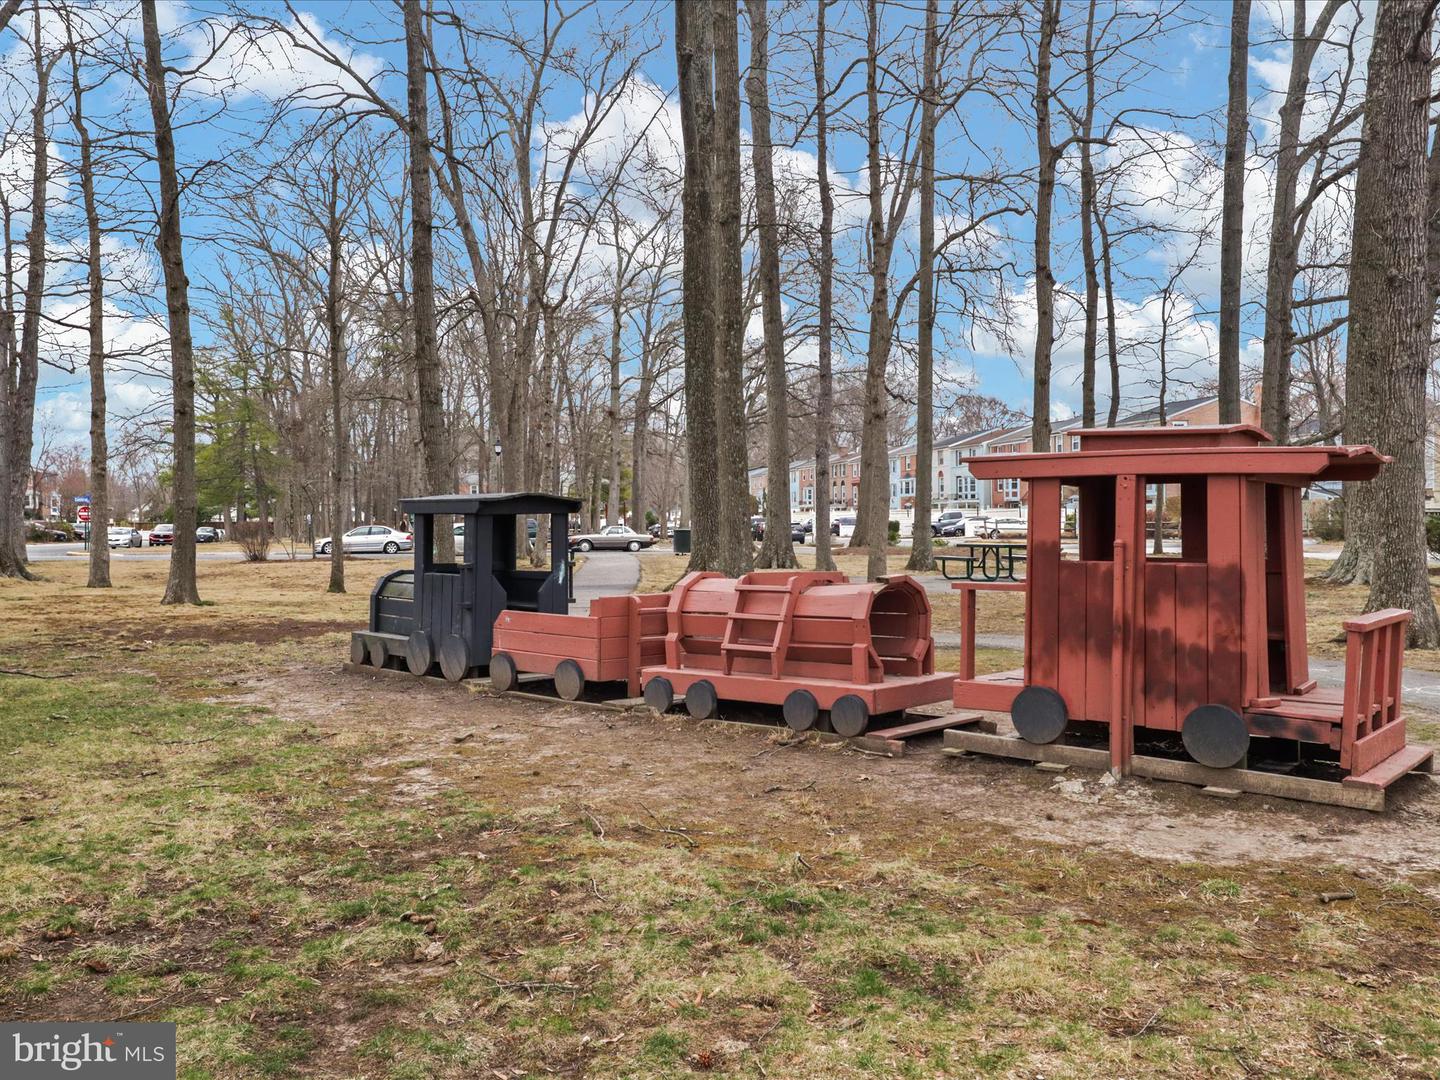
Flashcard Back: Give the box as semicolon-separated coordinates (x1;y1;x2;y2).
963;515;1028;539
108;526;142;548
932;510;968;537
750;515;766;541
147;523;175;546
831;514;858;542
196;527;221;543
790;520;813;543
313;525;413;555
569;525;657;552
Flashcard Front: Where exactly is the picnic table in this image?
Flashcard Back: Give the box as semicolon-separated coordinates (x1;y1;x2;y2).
935;540;1027;583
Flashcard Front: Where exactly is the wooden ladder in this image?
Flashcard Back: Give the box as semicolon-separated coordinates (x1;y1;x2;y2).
721;574;804;677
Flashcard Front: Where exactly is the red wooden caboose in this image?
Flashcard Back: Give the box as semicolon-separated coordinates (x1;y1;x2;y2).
952;424;1432;792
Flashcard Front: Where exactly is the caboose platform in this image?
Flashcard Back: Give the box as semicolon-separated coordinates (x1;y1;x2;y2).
939;727;1434;812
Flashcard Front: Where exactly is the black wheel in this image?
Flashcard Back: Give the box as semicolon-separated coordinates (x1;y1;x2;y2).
405;631;432;677
321;541;332;555
627;540;641;551
439;636;469;682
490;652;517;693
384;541;399;554
577;539;593;552
830;695;870;737
1012;686;1067;744
1182;704;1249;769
350;636;368;665
644;676;674;712
555;659;586;701
366;639;388;669
782;689;819;732
685;679;718;720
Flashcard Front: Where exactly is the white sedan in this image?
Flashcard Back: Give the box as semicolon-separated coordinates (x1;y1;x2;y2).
314;525;413;555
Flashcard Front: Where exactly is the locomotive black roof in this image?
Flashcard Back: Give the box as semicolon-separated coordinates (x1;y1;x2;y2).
399;492;583;516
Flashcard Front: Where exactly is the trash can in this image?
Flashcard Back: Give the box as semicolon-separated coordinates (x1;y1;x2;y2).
672;527;691;556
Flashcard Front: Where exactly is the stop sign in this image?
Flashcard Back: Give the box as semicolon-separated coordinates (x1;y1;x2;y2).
77;505;91;522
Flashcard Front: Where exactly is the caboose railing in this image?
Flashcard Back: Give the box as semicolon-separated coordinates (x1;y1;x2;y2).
1340;608;1411;774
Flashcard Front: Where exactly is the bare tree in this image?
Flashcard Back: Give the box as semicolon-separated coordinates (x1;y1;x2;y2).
67;16;109;588
675;0;721;571
1336;0;1439;646
906;0;939;573
712;0;753;577
747;0;796;569
1218;0;1250;425
1258;0;1349;443
403;0;455;560
0;6;53;579
1030;0;1060;449
811;0;838;573
141;0;202;604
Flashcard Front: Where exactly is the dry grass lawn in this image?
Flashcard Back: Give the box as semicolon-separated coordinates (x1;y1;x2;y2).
2;556;1440;1078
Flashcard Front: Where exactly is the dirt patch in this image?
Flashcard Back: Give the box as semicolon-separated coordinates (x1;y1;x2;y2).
257;664;1440;882
105;619;347;647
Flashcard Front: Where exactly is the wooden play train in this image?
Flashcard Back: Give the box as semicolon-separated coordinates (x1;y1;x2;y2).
347;427;1438;808
490;570;956;736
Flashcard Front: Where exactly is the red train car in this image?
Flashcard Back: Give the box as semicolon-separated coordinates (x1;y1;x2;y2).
490;593;669;699
489;570;956;736
638;570;955;735
950;424;1432;793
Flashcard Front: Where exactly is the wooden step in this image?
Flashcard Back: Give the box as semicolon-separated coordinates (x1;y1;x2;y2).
1342;743;1436;791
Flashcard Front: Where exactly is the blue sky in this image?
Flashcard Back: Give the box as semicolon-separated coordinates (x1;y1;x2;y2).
17;0;1365;459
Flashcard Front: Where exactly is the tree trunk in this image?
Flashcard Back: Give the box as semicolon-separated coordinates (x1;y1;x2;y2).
1260;0;1344;443
812;0;837;573
747;0;796;570
1098;206;1121;425
1076;0;1100;429
142;1;201;604
0;10;49;580
906;0;939;574
326;168;346;594
859;0;892;581
711;0;753;577
1030;0;1059;450
1218;0;1250;425
1343;0;1440;646
71;34;109;588
404;0;455;560
675;0;721;572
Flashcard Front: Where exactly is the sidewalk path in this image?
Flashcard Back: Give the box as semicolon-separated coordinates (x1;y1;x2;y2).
571;551;640;612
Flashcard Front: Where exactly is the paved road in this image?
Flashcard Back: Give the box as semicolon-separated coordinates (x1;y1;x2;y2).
25;543;398;563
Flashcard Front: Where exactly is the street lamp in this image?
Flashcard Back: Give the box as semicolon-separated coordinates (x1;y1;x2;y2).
493;438;503;458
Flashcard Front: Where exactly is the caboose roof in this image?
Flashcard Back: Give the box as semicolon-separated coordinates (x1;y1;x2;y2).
967;425;1387;484
399;492;583;517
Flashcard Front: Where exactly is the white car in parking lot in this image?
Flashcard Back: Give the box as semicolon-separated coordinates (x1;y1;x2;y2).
314;525;413;555
963;515;1028;539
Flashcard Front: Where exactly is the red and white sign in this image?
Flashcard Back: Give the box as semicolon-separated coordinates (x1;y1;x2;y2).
77;505;91;522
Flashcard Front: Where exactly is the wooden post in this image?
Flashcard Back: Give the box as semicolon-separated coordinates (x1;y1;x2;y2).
959;586;977;681
1110;473;1139;776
